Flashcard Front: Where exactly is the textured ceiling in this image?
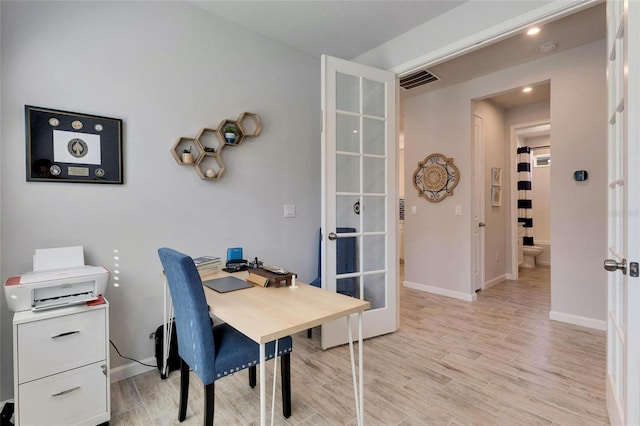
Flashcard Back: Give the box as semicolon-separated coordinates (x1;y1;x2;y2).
188;1;605;109
404;2;605;105
188;0;467;59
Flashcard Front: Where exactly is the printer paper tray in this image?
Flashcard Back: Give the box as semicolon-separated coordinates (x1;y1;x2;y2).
33;293;97;311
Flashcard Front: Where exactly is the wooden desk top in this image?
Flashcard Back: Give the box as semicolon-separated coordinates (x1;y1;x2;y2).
200;270;370;344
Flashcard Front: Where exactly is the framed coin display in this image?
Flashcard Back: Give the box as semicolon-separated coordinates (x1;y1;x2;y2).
25;105;123;184
413;153;459;202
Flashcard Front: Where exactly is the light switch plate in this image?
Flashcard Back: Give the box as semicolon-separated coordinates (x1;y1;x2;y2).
284;204;296;218
411;206;417;215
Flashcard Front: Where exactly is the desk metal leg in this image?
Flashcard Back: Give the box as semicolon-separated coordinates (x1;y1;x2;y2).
162;279;171;379
347;313;364;426
260;343;266;426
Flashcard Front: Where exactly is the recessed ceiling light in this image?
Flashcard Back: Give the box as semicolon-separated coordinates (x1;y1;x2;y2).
523;87;533;93
527;27;541;36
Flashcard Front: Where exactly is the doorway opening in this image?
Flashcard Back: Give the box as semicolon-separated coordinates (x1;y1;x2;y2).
397;2;603;303
510;119;551;281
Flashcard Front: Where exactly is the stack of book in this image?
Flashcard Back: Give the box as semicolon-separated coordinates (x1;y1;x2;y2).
192;256;222;274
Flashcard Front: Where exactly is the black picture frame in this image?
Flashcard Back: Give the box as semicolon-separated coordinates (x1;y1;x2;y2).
25;105;123;184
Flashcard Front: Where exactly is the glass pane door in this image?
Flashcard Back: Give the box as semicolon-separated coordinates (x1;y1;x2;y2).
321;55;397;349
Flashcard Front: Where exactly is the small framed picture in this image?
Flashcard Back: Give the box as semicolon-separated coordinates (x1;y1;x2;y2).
491;167;502;187
491;186;502;207
25;105;123;184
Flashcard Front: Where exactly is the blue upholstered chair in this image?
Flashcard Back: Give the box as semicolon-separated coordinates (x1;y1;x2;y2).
310;227;357;296
308;228;357;337
158;247;293;425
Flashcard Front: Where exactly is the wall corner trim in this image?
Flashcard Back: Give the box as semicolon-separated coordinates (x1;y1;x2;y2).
549;310;606;331
484;274;508;289
403;281;476;302
109;358;157;383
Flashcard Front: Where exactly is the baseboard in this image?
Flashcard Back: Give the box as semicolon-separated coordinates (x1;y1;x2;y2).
484;274;507;289
109;357;157;383
549;311;606;331
403;280;476;302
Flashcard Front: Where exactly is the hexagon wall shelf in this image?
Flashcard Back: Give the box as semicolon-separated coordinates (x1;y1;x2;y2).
217;119;244;146
171;112;262;180
171;137;200;165
238;112;262;137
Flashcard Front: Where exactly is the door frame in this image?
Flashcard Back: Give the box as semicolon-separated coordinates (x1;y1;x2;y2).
508;120;551;280
394;1;591;299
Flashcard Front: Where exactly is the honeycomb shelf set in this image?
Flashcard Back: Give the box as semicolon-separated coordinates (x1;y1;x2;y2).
171;112;262;180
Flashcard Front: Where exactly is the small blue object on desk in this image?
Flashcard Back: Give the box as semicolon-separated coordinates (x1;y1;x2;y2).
227;247;243;261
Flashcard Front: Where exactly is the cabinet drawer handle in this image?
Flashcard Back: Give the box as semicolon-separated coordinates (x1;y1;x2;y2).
51;386;80;397
51;330;80;339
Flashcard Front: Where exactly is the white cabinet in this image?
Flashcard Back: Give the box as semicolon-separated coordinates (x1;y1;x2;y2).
13;299;110;426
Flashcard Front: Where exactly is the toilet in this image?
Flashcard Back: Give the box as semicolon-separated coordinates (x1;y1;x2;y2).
522;245;544;268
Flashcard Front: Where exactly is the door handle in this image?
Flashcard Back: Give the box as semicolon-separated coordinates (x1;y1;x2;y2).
604;258;627;274
328;232;337;241
478;222;486;227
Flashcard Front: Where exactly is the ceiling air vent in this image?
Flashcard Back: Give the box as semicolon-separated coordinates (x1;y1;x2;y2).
399;69;439;90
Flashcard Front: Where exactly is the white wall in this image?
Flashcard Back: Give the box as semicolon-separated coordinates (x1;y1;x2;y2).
531;144;552;265
0;1;320;400
403;40;606;325
547;41;606;325
529;141;551;242
403;82;472;297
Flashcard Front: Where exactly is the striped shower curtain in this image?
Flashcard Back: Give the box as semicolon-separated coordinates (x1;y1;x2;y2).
517;147;534;246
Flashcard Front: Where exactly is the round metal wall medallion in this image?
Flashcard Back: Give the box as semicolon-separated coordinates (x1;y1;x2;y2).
68;138;88;158
413;153;459;203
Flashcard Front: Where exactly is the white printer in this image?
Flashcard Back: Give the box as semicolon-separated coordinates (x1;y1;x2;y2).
3;246;109;312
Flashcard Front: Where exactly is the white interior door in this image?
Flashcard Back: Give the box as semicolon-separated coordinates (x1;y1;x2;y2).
472;114;485;293
320;55;398;349
605;1;640;425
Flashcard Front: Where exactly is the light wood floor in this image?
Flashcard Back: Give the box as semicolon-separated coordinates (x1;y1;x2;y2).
110;266;608;425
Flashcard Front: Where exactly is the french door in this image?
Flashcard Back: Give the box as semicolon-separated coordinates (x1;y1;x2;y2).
605;1;640;424
320;55;398;349
472;114;485;293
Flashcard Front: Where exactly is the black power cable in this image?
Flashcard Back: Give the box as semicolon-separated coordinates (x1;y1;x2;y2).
109;340;156;368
